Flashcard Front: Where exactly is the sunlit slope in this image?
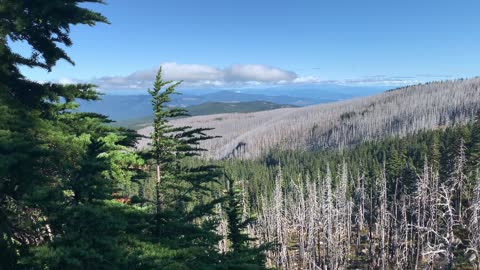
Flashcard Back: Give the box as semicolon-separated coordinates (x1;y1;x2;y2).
138;78;480;159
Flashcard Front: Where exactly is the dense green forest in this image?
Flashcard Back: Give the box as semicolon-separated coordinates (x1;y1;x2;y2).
0;1;266;269
1;1;480;270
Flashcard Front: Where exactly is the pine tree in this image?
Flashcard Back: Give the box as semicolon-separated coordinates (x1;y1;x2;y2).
225;174;249;252
0;1;109;268
147;68;184;235
452;137;467;221
220;174;268;269
468;111;480;176
143;68;227;269
430;130;442;173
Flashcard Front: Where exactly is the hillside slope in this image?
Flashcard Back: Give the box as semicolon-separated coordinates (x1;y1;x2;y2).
185;101;297;115
138;78;480;159
112;101;297;129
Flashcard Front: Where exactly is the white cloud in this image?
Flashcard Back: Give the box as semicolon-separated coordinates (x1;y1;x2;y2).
224;64;297;82
161;62;223;81
90;63;298;90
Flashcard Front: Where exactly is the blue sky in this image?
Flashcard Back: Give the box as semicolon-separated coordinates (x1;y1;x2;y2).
13;0;480;91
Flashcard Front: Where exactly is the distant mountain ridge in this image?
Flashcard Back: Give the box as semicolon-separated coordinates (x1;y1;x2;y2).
78;91;314;121
78;85;387;121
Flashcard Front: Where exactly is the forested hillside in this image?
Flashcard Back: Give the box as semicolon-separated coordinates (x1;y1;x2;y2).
209;120;480;269
138;80;480;159
113;101;297;129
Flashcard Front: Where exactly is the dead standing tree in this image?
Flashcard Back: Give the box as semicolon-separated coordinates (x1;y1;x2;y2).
377;166;389;269
422;185;458;270
272;167;289;269
321;165;335;269
335;162;352;268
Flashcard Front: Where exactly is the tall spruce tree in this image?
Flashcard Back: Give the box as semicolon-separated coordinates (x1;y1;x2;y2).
0;2;155;269
0;1;110;268
221;173;268;269
144;68;226;269
468;111;480;172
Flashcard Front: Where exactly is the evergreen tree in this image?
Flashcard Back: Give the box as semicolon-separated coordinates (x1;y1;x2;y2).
218;173;268;269
429;130;442;173
468;111;480;173
0;2;153;269
15;89;146;270
143;68;225;269
0;1;109;268
452;137;467;221
225;174;249;252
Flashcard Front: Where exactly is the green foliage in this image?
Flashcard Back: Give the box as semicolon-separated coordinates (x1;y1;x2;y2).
0;1;145;269
222;174;268;269
340;111;356;121
225;175;248;252
1;0;271;268
145;68;220;231
0;1;109;267
468;111;480;171
0;0;108;71
21;202;129;270
138;68;223;268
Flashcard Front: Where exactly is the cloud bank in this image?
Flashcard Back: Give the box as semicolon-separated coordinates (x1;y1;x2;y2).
93;63;299;90
57;63;444;91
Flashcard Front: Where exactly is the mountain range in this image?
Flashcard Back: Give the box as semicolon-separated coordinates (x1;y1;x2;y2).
79;85;388;121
